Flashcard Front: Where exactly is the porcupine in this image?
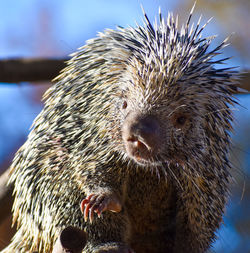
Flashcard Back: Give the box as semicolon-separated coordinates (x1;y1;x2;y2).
2;4;238;253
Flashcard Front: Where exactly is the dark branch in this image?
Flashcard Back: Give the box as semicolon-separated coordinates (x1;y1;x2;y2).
240;72;250;93
0;58;69;83
0;58;249;93
0;168;14;225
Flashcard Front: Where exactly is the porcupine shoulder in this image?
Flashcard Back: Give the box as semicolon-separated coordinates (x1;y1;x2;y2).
2;4;238;253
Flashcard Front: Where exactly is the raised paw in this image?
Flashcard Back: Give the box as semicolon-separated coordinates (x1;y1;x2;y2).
80;192;122;223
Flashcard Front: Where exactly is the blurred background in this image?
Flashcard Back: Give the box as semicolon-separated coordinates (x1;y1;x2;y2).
0;0;249;252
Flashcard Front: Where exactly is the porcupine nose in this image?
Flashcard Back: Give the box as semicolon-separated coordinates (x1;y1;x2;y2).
122;113;161;162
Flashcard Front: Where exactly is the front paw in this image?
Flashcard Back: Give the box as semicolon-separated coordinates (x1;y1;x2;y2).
80;192;122;223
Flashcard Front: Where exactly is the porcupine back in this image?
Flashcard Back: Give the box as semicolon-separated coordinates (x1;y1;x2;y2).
3;5;238;253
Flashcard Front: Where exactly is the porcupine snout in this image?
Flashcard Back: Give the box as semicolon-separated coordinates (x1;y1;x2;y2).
122;112;162;164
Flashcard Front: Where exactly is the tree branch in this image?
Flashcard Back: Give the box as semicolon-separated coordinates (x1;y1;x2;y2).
240;72;250;93
0;58;68;83
0;168;14;225
0;58;249;93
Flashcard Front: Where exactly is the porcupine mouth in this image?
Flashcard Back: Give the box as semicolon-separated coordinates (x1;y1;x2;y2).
125;138;160;166
126;142;182;167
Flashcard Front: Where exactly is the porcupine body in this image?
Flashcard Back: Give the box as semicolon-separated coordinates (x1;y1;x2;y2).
2;5;238;253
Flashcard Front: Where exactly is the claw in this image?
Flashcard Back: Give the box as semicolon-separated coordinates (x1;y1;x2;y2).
88;195;98;208
80;199;87;214
80;192;122;223
84;203;90;222
89;207;94;224
96;201;107;214
80;194;94;214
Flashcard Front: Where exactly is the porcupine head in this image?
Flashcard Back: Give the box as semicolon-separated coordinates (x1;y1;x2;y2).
4;3;238;253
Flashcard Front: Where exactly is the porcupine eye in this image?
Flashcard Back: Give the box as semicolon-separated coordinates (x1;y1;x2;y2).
122;101;128;110
172;114;188;128
176;116;186;125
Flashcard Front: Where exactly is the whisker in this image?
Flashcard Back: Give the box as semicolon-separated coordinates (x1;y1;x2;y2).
181;161;204;197
164;162;184;191
167;104;187;118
